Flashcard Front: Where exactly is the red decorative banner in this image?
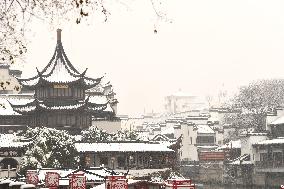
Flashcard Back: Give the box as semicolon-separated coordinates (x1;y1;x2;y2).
45;172;60;188
26;170;39;186
166;179;195;189
70;175;86;189
199;151;225;161
106;176;128;189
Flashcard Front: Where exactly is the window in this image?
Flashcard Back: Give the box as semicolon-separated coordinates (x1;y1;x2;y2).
190;137;192;144
196;136;215;144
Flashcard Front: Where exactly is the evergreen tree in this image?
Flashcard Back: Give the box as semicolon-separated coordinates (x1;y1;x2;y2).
19;127;79;172
231;79;284;131
81;126;140;142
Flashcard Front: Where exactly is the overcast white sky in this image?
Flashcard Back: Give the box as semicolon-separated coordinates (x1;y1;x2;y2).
19;0;284;115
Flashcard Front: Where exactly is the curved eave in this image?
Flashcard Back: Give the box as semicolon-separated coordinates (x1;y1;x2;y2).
9;99;38;115
38;102;86;111
83;77;103;90
86;104;108;112
12;106;37;115
16;76;39;90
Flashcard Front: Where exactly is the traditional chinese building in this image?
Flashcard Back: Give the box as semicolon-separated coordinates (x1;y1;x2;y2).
75;142;176;170
0;29;118;134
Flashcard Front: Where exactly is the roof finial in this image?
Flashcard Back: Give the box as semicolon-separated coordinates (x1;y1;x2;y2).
57;29;62;42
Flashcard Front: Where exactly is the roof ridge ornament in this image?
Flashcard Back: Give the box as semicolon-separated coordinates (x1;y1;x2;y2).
57;29;62;42
36;67;42;77
81;68;88;77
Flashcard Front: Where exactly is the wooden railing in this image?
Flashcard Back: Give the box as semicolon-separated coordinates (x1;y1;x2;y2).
0;169;17;178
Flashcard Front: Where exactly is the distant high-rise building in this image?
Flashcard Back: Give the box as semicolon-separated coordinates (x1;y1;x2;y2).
164;90;208;114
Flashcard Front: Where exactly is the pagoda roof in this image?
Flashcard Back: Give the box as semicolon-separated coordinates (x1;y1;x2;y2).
9;96;109;115
18;29;101;89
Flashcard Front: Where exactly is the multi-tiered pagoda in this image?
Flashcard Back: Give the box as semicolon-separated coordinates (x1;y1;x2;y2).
8;29;117;133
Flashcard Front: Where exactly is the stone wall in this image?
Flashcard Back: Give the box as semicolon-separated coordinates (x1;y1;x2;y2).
198;163;224;183
181;163;224;183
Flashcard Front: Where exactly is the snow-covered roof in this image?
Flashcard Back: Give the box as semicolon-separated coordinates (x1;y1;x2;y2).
18;31;101;88
86;84;104;94
117;168;169;178
0;134;30;148
37;167;120;183
0;179;13;184
75;143;174;152
229;160;252;165
270;116;284;125
88;95;108;104
254;137;284;145
161;127;175;135
91;183;105;189
9;182;25;186
10;99;108;114
197;125;215;134
38;102;85;110
42;58;78;83
218;140;241;149
37;169;73;181
20;184;35;189
0;96;35;115
103;104;113;112
229;154;252;165
0;99;20;115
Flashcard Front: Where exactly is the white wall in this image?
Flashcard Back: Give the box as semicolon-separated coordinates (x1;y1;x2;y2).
215;130;224;145
179;123;198;161
266;109;284;131
92;120;121;133
241;134;267;163
0;67;21;94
